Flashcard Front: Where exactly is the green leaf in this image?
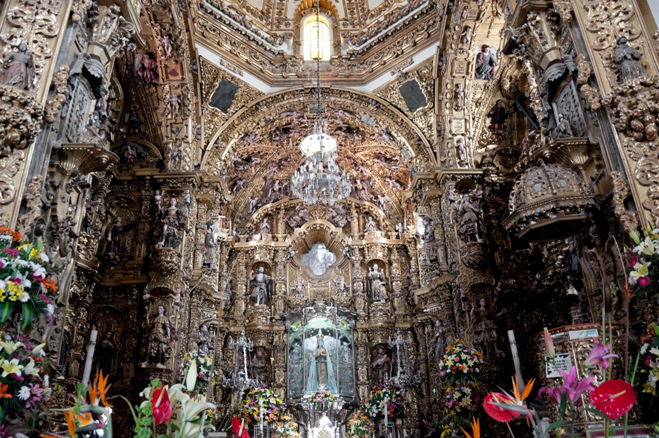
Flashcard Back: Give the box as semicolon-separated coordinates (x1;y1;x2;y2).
0;302;13;323
585;407;609;420
20;303;33;330
547;420;568;431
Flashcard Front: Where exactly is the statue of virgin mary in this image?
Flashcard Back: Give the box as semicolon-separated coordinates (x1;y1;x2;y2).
305;332;337;393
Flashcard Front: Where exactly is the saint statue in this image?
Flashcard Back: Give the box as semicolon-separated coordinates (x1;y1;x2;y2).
250;266;272;305
432;320;446;359
144;305;173;367
306;332;337;393
0;42;35;90
475;45;497;80
613;36;643;82
364;216;378;233
367;264;387;301
371;345;392;384
197;323;212;356
314;333;329;390
471;298;500;356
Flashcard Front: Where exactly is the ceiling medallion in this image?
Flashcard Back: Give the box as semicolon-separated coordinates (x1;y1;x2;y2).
291;6;351;206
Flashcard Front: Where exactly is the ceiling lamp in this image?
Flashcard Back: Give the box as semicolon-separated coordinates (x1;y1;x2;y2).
291;4;351;206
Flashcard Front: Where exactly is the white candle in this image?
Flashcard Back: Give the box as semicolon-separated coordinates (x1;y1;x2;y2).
383;394;389;432
82;329;98;386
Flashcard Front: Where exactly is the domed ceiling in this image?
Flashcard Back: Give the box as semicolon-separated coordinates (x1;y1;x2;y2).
193;0;447;86
200;85;436;232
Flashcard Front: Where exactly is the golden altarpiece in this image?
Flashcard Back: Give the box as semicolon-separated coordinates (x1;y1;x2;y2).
0;0;658;435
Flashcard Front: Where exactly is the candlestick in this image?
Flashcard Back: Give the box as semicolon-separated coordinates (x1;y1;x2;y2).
82;329;98;386
383;394;389;432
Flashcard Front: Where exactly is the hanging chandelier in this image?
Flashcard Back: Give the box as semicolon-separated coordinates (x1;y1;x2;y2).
291;4;351;206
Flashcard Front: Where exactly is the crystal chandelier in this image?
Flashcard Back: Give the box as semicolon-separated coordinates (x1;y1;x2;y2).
291;3;351;206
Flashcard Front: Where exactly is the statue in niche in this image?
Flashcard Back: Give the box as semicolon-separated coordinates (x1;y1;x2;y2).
460;25;473;46
0;42;35;90
456;138;468;165
367;263;387;301
371;345;392;384
613;36;643;82
203;219;219;266
251;347;269;385
301;242;336;276
95;332;116;377
156;198;184;248
314;333;329;390
197;323;212;356
364;215;378;233
306;332;337;393
456;194;481;243
553;113;574;138
106;216;135;255
454;83;465;111
259;217;271;237
471;298;500;356
475;45;497;79
250;266;272;305
488;100;507;130
432;320;446;359
143;305;173;367
154;190;164;212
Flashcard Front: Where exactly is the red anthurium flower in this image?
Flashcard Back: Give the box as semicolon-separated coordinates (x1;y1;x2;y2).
232;416;250;438
590;380;636;420
483;392;520;423
151;387;172;425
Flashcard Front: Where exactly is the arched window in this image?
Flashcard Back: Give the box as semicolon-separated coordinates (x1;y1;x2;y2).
302;14;331;61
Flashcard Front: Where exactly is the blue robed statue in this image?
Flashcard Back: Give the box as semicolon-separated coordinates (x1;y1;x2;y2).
306;331;337;393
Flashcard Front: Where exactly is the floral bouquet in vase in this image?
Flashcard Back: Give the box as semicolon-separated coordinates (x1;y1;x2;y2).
0;335;50;430
0;227;58;330
628;226;659;297
437;341;483;380
301;390;337;410
271;413;300;438
363;385;408;420
241;387;287;424
181;351;218;394
347;410;375;438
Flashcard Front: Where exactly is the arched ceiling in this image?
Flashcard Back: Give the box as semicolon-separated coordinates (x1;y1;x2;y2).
193;0;447;86
201;86;436;230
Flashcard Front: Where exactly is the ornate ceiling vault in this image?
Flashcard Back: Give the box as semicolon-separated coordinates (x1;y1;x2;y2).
193;0;448;86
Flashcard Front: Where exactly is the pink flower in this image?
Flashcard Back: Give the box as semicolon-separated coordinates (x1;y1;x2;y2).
4;249;18;257
629;256;638;268
638;276;651;287
539;367;595;406
585;340;619;369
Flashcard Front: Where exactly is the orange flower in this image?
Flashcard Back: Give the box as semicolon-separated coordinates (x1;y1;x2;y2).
11;231;22;242
0;383;11;398
461;418;480;438
94;371;112;407
0;227;11;233
512;376;535;403
64;410;76;437
43;278;58;292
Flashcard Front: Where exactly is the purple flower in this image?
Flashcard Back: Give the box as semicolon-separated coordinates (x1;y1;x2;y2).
540;366;595;406
585;340;619;369
638;276;651;287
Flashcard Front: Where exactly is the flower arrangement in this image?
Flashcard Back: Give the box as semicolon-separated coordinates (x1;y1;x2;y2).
271;413;300;438
628;226;659;296
181;351;217;394
0;334;50;434
639;322;659;396
241;387;286;424
363;385;407;420
437;341;483;379
346;410;375;438
301;390;337;409
0;227;58;330
443;381;481;416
